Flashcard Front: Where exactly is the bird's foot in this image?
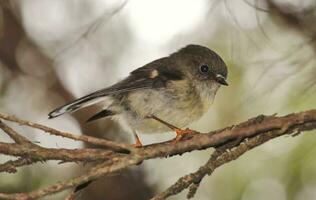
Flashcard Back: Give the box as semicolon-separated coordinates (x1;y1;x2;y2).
174;128;195;142
132;140;143;148
146;115;196;142
132;131;143;148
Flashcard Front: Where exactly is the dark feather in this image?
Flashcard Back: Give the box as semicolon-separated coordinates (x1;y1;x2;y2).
48;57;184;118
74;180;92;193
86;110;115;123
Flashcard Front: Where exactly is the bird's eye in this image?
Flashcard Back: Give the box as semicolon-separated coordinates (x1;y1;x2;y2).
199;64;209;74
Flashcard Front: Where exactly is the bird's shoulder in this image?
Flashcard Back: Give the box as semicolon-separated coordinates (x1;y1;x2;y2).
130;57;184;83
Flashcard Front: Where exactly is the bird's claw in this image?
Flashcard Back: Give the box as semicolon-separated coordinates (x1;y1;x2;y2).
174;128;195;142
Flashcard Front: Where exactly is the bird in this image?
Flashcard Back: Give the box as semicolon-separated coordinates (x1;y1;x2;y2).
48;44;228;147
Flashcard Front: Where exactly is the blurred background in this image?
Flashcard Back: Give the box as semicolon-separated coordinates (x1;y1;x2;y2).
0;0;316;199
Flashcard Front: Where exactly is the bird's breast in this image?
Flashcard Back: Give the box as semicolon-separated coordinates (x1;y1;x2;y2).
117;80;216;134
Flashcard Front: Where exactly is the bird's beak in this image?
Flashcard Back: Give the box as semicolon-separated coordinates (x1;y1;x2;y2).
215;74;228;86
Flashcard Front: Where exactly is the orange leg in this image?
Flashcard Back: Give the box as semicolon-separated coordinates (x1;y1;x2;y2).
148;115;194;141
132;131;143;148
174;128;195;141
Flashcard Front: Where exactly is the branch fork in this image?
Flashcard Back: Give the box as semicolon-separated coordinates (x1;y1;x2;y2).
0;110;315;199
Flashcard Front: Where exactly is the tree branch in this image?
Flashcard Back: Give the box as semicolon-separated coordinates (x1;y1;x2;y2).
0;158;35;173
152;119;315;199
0;110;315;199
0;113;131;152
0;120;31;145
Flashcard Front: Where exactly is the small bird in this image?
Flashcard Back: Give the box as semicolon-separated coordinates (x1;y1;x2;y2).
48;44;228;146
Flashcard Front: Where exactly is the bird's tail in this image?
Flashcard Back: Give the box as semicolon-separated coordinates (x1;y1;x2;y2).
48;91;107;119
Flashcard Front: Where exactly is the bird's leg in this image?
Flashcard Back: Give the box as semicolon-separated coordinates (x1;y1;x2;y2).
174;128;195;141
148;115;180;130
147;115;195;141
132;130;143;148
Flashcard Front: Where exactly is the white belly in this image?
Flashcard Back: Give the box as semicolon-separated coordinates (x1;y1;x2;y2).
115;80;217;134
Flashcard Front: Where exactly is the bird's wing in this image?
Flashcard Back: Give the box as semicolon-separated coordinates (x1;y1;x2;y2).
86;109;115;123
48;57;184;118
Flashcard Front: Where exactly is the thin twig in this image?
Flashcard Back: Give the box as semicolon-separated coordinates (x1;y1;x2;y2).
0;141;115;162
0;113;131;152
0;120;31;145
0;157;138;200
0;158;35;173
